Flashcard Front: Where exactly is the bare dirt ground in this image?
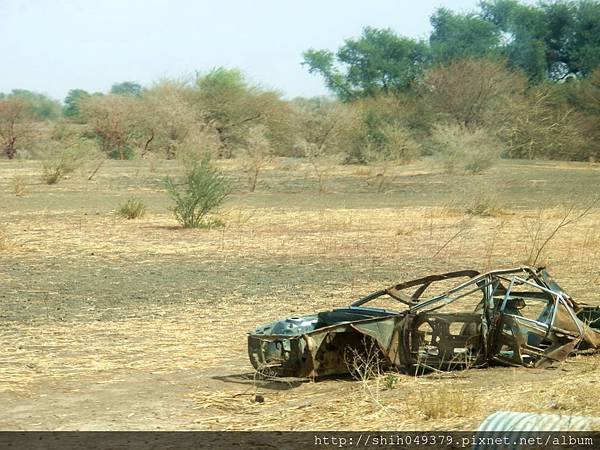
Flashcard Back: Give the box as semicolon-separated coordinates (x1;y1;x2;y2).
1;158;599;430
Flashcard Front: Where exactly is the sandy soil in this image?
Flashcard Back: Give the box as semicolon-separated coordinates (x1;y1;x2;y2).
1;159;599;431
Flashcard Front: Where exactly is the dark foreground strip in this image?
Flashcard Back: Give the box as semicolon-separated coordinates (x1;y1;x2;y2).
0;431;598;450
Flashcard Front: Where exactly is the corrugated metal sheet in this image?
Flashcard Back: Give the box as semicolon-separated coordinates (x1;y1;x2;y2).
474;411;600;450
477;411;600;432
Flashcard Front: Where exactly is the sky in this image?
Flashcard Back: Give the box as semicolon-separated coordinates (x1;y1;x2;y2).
1;0;483;101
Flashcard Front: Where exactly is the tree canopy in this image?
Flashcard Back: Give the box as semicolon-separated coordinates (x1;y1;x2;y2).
303;27;430;100
305;0;600;99
110;81;143;97
0;89;61;120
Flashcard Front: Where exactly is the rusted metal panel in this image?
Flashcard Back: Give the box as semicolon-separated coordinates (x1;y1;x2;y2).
248;266;600;377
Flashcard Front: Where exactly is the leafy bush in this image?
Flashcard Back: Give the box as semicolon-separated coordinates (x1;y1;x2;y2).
118;197;146;220
431;123;501;174
164;154;231;228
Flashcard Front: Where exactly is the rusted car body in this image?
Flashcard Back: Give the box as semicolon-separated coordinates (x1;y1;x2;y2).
248;267;600;377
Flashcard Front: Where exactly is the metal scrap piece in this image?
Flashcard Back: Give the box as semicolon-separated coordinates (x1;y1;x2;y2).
247;266;600;377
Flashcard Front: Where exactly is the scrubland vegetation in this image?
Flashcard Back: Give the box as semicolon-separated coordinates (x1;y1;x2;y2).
2;158;600;430
2;1;600;176
1;0;600;432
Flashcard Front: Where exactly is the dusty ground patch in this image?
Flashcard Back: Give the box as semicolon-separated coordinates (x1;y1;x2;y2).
1;159;599;430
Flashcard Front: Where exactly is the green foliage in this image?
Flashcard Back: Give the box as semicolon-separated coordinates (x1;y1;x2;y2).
110;81;143;97
194;67;292;158
430;8;501;62
306;1;600;100
196;67;247;95
481;0;600;81
303;27;430;100
383;374;399;390
8;90;61;120
64;89;92;119
118;197;146;219
3;1;600;167
164;155;231;228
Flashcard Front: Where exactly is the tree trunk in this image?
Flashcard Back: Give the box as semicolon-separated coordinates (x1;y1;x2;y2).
4;141;16;159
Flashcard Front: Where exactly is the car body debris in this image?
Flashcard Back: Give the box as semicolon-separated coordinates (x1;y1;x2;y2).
248;266;600;377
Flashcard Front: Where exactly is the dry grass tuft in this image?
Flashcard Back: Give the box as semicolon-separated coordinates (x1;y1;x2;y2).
464;190;502;217
118;197;147;220
352;167;372;177
416;384;471;420
0;228;18;252
11;174;27;197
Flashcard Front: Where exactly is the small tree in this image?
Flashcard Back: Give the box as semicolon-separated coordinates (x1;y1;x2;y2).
0;98;34;159
164;154;231;228
139;81;200;158
423;58;526;128
194;68;290;158
79;94;146;159
63;89;92;120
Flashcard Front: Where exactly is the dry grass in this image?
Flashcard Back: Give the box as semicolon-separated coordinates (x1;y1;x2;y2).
417;384;471;420
117;196;147;220
352;167;372;177
0;158;599;430
0;227;19;252
11;174;27;196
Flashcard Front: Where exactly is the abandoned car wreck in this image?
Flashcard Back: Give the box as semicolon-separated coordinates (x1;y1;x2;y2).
248;266;600;377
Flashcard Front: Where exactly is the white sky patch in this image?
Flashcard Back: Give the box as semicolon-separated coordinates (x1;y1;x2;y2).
1;0;482;101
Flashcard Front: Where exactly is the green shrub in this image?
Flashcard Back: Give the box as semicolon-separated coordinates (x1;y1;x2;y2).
118;197;146;220
164;154;231;228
